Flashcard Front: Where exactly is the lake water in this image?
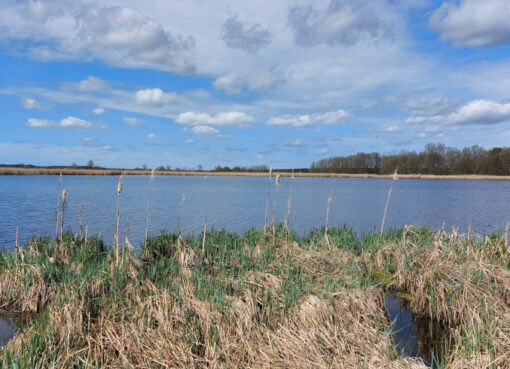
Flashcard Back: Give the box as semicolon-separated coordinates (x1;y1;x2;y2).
0;175;509;249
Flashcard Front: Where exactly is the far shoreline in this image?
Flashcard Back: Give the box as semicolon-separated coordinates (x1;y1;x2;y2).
1;167;510;180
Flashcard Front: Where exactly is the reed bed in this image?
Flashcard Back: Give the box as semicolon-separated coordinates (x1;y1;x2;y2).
0;225;507;368
2;166;510;180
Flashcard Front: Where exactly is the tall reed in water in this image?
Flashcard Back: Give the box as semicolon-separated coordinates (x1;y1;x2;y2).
284;170;294;239
60;189;67;239
264;166;273;232
145;168;155;243
115;175;123;263
380;168;398;235
271;175;281;236
55;172;62;238
324;189;332;248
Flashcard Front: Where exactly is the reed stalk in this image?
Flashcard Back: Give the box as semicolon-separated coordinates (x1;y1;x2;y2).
115;175;123;264
60;188;67;239
145;168;155;243
55;172;62;238
271;175;281;237
202;217;207;252
264;166;273;232
284;170;294;240
380;168;398;235
15;226;19;252
324;189;332;248
79;204;84;237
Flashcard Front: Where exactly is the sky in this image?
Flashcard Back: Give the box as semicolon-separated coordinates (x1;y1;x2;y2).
1;0;510;169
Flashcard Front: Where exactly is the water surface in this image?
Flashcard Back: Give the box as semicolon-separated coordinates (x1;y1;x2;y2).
0;175;509;249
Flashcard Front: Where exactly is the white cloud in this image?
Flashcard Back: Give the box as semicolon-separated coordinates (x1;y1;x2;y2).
77;76;108;92
147;133;155;139
184;139;195;144
103;145;112;150
430;0;510;47
406;99;510;126
26;118;54;128
176;111;254;127
191;125;220;136
60;116;92;128
222;16;271;53
284;139;307;147
267;108;350;127
135;88;175;106
123;117;140;126
22;98;38;109
7;5;196;73
381;125;399;132
93;107;105;114
257;154;263;159
213;71;285;95
289;0;391;46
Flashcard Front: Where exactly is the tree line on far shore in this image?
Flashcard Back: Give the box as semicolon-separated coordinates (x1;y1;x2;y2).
310;143;510;175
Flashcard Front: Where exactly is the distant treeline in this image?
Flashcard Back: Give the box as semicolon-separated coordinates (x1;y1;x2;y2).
310;143;510;175
212;165;309;173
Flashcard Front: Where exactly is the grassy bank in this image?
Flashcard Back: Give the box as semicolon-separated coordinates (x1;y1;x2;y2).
0;226;508;368
2;166;510;180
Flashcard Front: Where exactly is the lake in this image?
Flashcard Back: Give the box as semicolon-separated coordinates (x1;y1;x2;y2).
0;175;509;249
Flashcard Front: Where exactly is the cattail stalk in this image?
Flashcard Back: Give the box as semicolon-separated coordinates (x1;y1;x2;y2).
15;226;19;252
56;172;62;238
325;189;332;248
264;166;273;232
284;169;294;239
202;217;207;253
380;168;398;235
178;194;186;237
145;168;155;243
79;204;84;237
60;189;67;239
115;175;123;264
271;175;281;236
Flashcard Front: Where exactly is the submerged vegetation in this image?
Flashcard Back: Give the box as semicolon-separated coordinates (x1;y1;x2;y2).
0;225;508;368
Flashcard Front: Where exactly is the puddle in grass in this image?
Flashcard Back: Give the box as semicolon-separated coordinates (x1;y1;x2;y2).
384;293;447;368
0;313;33;348
0;316;18;347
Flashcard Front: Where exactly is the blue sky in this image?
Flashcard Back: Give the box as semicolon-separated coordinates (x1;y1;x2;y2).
1;0;510;169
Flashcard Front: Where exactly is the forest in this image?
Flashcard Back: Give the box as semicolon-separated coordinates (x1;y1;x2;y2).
310;143;510;175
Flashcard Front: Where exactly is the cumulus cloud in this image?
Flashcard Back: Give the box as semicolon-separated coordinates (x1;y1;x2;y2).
222;16;271;53
405;99;510;125
60;116;92;128
176;111;254;127
191;125;220;136
430;0;510;47
22;98;35;109
76;7;195;73
289;0;390;46
213;71;285;95
93;107;105;114
135;88;175;106
26;118;54;128
184;139;195;144
76;76;108;92
5;5;195;74
267;108;350;127
284;139;307;147
123;117;140;126
147;133;155;139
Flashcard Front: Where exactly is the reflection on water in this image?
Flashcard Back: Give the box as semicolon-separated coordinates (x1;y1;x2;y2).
385;293;448;368
1;175;509;249
0;315;17;347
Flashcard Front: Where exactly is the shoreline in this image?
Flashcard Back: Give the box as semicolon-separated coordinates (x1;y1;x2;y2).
1;167;510;180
